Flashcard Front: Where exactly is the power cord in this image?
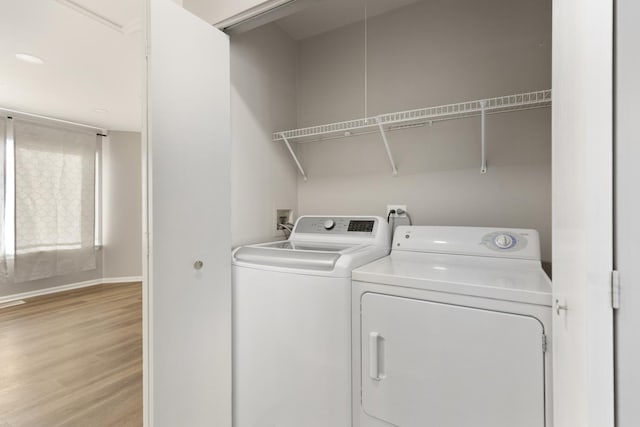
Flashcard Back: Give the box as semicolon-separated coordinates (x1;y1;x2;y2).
387;208;412;225
387;209;396;223
396;208;413;225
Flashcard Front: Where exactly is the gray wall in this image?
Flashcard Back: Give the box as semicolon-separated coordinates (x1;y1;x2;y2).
295;0;552;263
615;0;640;424
230;24;298;247
102;131;143;278
0;257;103;298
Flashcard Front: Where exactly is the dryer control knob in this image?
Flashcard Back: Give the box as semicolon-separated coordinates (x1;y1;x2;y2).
494;234;514;249
323;219;336;230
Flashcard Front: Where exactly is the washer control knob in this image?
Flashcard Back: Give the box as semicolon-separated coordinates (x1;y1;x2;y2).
494;234;514;249
323;219;336;230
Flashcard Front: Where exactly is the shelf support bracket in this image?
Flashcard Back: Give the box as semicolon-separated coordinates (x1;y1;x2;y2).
376;118;398;176
480;100;487;174
280;133;307;181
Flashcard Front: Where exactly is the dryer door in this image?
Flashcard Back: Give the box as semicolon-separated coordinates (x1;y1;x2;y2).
361;293;545;427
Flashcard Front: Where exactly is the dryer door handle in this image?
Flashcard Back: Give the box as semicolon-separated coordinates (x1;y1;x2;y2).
369;332;382;381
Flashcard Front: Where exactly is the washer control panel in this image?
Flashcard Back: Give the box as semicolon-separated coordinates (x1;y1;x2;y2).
294;216;377;235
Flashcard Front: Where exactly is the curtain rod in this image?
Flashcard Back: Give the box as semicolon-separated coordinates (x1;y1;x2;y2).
0;107;108;135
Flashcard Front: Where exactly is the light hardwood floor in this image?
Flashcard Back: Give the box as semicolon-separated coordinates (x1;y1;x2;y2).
0;282;142;427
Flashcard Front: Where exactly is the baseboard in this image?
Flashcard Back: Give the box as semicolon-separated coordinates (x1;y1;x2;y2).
100;276;143;285
0;276;143;304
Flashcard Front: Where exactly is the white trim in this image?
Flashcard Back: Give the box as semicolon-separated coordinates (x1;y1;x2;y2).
101;276;144;284
143;1;152;425
214;0;318;34
0;276;143;304
214;0;294;29
53;0;142;35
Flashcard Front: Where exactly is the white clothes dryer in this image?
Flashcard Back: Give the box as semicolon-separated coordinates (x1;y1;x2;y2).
232;215;390;427
351;226;553;427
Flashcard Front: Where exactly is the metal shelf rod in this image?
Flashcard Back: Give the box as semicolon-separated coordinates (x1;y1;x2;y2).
281;133;307;181
480;100;487;174
377;119;398;177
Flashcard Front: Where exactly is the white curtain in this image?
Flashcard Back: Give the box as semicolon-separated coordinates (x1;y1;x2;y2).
13;119;96;283
0;117;5;278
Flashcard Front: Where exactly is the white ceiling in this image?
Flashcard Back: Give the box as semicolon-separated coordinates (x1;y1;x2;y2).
0;0;419;131
276;0;423;40
0;0;143;131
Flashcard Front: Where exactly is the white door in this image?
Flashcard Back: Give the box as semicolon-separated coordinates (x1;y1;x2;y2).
614;1;640;425
552;0;614;426
147;0;231;426
361;293;545;427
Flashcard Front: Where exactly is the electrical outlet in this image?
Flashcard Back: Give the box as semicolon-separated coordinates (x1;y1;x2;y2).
387;204;407;218
275;209;293;233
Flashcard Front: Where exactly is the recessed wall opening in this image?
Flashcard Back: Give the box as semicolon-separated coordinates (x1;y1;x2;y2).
228;0;552;274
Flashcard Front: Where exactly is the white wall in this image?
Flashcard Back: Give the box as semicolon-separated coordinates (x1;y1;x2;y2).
102;131;143;278
615;0;640;424
230;23;298;247
295;0;552;264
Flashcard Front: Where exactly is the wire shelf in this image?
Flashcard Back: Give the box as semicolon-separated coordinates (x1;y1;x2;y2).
273;89;551;142
274;89;551;179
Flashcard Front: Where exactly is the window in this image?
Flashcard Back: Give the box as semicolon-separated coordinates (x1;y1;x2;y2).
1;115;100;283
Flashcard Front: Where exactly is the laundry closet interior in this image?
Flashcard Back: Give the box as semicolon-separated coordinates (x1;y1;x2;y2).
221;0;552;273
149;0;624;425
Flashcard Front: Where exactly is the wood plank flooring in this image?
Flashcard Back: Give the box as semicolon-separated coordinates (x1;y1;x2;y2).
0;282;142;427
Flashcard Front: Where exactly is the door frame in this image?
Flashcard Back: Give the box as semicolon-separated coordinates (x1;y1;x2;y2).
551;0;614;426
140;1;618;426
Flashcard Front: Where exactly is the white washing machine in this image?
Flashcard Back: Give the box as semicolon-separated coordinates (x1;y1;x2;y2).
351;226;553;427
232;215;391;427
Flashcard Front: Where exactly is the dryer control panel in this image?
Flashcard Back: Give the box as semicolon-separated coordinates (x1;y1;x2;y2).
393;226;541;260
482;231;525;252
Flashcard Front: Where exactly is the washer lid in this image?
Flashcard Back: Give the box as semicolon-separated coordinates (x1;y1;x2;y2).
259;241;354;252
232;241;364;271
352;251;552;306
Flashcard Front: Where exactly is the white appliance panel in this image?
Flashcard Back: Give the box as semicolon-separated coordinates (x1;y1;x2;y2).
361;293;545;427
233;266;351;427
353;251;552;306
